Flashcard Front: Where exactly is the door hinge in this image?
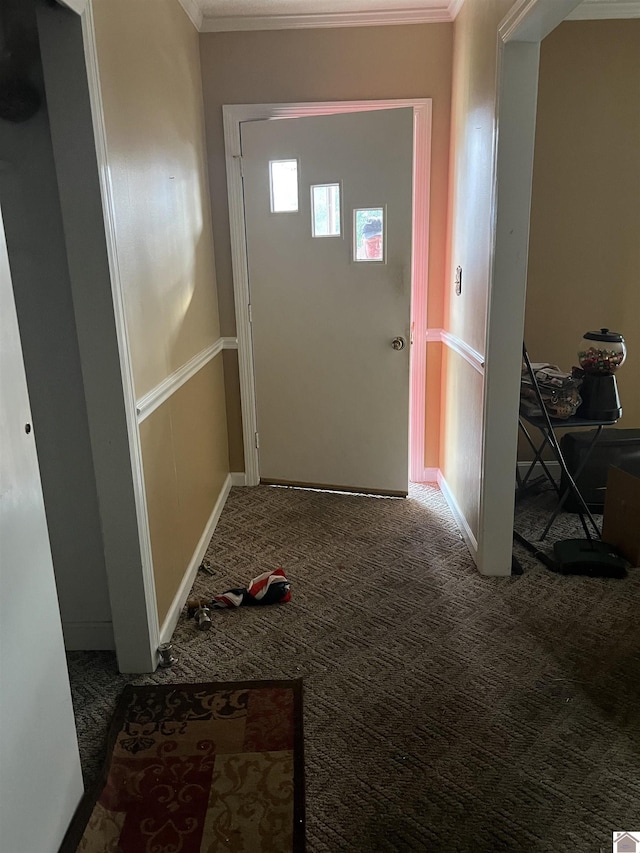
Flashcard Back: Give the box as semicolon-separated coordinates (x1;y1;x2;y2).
254;431;260;449
234;154;244;178
248;303;253;323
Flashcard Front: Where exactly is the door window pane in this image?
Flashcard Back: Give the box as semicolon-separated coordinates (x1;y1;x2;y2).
269;160;298;212
311;183;341;237
354;208;384;261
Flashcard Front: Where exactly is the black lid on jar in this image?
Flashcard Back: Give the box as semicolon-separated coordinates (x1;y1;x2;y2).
583;328;624;343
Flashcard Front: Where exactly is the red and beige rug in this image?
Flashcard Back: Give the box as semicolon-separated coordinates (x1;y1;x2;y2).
61;680;304;853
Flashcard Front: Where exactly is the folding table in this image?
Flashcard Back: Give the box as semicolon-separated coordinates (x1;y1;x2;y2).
517;345;618;540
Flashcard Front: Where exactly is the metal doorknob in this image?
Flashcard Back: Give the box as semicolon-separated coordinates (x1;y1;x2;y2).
391;336;406;351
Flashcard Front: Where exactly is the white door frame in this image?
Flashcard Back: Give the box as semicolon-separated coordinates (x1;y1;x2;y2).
478;0;635;574
224;99;432;487
52;0;160;668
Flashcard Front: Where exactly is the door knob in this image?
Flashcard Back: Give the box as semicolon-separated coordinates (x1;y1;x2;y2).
391;336;406;351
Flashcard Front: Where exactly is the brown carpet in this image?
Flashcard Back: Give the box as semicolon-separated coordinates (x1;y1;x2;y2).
67;483;640;852
60;680;304;853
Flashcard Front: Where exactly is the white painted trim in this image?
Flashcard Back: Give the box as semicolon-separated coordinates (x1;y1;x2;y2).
437;471;478;555
441;330;485;374
57;0;88;14
62;621;115;651
499;0;581;41
224;99;432;489
426;327;485;374
81;1;160;669
448;0;466;19
136;338;231;423
567;1;640;20
476;39;541;579
176;0;204;30
224;107;261;487
202;7;452;32
158;474;232;646
409;102;432;484
230;472;247;486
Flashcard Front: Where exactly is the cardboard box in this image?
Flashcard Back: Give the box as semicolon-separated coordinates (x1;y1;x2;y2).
603;466;640;568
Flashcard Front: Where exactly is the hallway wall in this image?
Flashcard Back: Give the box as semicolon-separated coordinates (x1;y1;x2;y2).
93;0;229;626
442;0;517;552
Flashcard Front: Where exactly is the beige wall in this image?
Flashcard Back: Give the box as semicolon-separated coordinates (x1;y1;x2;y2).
94;0;221;397
524;20;640;454
140;357;228;623
199;24;454;471
94;0;229;624
442;0;515;539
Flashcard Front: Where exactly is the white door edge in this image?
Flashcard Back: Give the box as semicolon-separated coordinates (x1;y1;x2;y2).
223;99;432;488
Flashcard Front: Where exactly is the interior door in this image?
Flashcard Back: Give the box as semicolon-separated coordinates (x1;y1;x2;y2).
0;208;83;851
241;108;414;495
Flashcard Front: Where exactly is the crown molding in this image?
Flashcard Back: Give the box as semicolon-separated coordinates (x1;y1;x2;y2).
566;0;640;18
448;0;465;19
200;5;453;32
177;0;204;30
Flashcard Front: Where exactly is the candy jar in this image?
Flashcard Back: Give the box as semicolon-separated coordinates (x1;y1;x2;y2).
578;329;626;375
578;329;625;420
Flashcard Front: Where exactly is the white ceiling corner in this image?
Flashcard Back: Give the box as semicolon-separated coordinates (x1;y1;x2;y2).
448;0;465;18
177;0;204;30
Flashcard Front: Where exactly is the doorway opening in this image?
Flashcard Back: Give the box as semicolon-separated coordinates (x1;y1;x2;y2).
224;99;432;493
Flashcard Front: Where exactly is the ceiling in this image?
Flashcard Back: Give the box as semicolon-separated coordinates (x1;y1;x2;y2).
177;0;640;32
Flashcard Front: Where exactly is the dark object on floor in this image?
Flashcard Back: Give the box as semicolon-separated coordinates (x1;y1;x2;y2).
59;680;304;853
513;531;558;571
553;538;628;578
194;603;212;630
157;642;176;668
190;568;292;611
199;559;216;576
560;428;640;512
514;530;628;578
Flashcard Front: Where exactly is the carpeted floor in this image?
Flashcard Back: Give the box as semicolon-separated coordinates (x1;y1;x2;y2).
67;483;640;852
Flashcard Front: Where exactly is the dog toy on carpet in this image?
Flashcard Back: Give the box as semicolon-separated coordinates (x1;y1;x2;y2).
187;568;291;629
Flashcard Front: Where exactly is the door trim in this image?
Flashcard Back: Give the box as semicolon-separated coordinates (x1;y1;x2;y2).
79;0;160;665
477;0;584;575
223;99;432;487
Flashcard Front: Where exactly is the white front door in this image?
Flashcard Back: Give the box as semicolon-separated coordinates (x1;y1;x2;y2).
0;208;83;851
241;108;414;495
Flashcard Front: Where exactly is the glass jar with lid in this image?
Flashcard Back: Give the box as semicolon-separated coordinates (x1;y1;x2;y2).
578;329;626;375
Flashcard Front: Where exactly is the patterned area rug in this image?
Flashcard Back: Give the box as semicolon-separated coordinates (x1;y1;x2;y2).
60;680;304;853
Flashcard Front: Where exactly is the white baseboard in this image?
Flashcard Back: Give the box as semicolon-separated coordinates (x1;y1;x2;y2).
158;473;232;646
437;471;479;558
62;621;115;651
517;460;560;479
230;471;246;486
